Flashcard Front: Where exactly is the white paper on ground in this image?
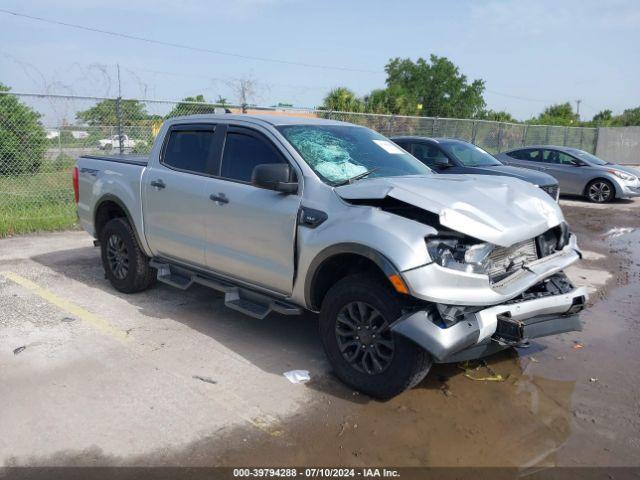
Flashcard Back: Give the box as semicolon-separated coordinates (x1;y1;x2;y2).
283;370;311;384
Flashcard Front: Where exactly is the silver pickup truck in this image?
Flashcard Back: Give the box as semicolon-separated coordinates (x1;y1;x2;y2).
74;114;587;398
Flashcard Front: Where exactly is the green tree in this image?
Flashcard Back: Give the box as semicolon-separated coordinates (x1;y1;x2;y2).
215;96;229;106
364;85;414;115
612;107;640;126
384;55;486;118
476;109;517;123
76;99;149;126
530;102;578;126
167;94;220;118
592;109;612;124
0;83;47;175
321;87;364;112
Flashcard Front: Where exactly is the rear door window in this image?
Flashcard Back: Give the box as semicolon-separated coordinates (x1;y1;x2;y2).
220;128;287;183
162;125;219;175
511;148;543;162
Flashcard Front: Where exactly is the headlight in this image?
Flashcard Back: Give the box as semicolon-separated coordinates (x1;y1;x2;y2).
426;237;494;274
608;169;637;182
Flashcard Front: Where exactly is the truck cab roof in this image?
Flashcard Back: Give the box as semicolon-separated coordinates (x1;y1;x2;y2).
167;114;351;127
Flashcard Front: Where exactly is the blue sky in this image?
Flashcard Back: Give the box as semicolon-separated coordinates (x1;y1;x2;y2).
1;0;639;121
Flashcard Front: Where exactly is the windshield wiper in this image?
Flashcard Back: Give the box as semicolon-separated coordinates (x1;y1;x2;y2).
335;168;378;186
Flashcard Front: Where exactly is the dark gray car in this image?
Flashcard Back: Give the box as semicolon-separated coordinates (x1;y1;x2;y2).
392;137;560;201
496;146;640;203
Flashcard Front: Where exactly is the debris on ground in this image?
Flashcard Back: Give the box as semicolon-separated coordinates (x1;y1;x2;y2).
337;415;358;437
440;384;453;397
603;227;635;239
530;357;540;363
458;360;508;382
13;346;26;355
395;404;418;413
61;316;75;323
283;370;311;384
590;377;599;383
192;375;217;385
572;342;584;350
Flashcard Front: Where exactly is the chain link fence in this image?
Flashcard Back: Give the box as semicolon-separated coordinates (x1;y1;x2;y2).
317;111;598;154
0;91;598;236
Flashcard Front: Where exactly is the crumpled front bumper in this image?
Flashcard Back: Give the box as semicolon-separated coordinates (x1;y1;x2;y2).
392;285;588;363
401;234;582;306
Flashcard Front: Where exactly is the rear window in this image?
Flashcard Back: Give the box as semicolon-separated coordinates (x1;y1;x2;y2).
162;129;217;174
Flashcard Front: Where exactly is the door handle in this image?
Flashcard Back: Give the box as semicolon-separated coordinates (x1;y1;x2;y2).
150;179;166;189
209;193;229;204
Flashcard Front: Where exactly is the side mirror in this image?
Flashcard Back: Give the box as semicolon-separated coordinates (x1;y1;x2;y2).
433;158;451;168
251;163;298;194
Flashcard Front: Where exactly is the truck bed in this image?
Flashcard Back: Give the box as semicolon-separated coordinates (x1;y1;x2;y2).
76;154;148;241
81;154;149;166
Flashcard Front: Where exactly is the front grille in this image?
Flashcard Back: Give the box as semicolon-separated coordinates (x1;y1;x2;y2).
540;184;559;200
487;239;538;283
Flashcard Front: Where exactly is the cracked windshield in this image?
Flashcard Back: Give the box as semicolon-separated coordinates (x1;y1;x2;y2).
277;125;431;184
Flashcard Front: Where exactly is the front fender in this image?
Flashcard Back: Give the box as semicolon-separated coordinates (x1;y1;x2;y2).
290;206;436;307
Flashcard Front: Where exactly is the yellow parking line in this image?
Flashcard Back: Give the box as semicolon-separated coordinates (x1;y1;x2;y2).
1;270;282;437
1;271;129;342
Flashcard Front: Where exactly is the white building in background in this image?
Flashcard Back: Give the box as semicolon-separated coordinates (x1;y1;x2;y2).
46;129;60;139
71;131;89;139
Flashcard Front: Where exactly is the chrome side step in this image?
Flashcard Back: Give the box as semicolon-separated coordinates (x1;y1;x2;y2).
150;260;302;319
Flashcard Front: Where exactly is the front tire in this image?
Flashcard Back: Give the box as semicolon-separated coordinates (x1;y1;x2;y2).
586;179;615;203
100;217;156;293
319;274;432;399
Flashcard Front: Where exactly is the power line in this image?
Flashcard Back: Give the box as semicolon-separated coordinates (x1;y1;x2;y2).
0;49;333;93
0;8;381;74
1;9;590;108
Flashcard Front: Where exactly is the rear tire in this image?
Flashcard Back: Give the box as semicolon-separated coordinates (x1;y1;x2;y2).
319;274;432;399
100;217;156;293
585;179;614;203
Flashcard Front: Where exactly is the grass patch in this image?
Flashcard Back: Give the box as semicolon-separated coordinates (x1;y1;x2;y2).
0;157;78;237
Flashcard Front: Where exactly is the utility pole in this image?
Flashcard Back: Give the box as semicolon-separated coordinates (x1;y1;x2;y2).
575;99;582;121
116;64;124;155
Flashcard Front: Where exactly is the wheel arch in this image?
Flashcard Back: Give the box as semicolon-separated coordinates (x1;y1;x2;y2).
304;243;407;311
94;195;147;252
583;176;618;200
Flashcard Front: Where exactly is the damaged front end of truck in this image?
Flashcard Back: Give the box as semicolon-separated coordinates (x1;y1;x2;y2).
336;174;588;363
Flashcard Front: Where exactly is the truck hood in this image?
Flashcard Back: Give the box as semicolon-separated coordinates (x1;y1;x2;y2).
335;175;564;247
